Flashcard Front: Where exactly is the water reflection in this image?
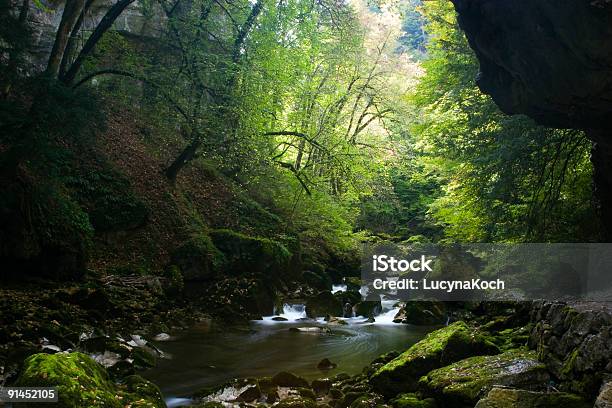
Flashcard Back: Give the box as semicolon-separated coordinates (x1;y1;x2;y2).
144;306;434;399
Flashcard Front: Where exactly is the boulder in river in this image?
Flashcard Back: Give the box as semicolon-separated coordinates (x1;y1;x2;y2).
354;301;382;318
272;316;289;321
370;321;499;396
326;316;348;325
474;386;590;408
317;358;338;370
418;350;550;407
236;384;262;402
271;371;310;388
305;291;343;318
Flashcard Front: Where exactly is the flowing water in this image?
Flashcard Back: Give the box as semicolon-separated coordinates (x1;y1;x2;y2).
144;299;436;406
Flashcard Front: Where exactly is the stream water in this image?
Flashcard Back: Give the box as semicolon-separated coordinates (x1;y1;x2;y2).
143;294;436;406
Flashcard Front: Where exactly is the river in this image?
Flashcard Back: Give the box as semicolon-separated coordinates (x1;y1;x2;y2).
143;293;436;406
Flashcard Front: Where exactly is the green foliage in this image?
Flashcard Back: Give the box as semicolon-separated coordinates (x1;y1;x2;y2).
65;164;149;232
408;1;598;243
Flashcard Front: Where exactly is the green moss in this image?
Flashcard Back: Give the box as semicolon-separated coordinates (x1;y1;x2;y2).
274;396;317;408
560;348;580;377
484;324;532;351
67;166;148;232
210;229;291;278
15;352;165;407
171;233;225;281
419;350;550;407
370;321;499;396
391;393;437;408
474;386;590;408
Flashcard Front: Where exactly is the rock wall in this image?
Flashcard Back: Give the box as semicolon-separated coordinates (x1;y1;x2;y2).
529;301;612;399
449;0;612;130
21;0;163;71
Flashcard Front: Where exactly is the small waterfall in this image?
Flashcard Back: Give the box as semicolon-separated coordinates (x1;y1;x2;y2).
262;303;307;323
370;295;401;325
331;284;347;294
280;303;307;320
372;307;401;325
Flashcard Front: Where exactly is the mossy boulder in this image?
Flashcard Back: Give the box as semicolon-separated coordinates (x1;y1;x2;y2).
271;371;310;388
170;234;224;281
275;396;317;408
395;301;446;325
349;394;385;408
390;393;437;408
419;350;550;407
474;386;591;408
305;291;343;318
354;301;382;318
370;321;499;396
210;229;291;281
334;290;362;308
15;352;165;407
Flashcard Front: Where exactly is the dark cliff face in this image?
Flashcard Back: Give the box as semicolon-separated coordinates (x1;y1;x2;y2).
450;0;612;131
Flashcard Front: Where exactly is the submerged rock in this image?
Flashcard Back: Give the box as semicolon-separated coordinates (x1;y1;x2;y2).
419;350;549;407
317;358;338;370
474;386;590;408
370;321;499;396
15;352;165;407
272;316;289;321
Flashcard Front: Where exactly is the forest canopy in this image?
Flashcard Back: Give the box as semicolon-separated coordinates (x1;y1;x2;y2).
0;0;601;282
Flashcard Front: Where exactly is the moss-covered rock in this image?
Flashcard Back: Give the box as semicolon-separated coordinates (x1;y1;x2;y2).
15;352;165;407
349;394;385;408
124;375;166;407
419;350;550;407
390;393;437;408
170;234;224;281
274;396;317;408
395;302;446;325
370;321;499;396
271;371;310;388
474;386;590;408
305;291;343;318
210;229;291;280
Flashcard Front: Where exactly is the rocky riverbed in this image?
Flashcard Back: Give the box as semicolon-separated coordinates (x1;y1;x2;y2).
1;277;611;408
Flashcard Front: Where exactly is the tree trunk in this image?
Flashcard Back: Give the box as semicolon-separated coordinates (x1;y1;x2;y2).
589;130;612;241
61;0;135;85
46;0;85;78
294;138;306;170
165;136;202;182
59;0;94;78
